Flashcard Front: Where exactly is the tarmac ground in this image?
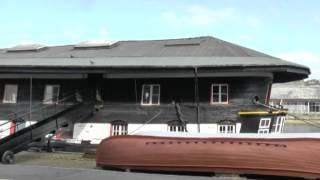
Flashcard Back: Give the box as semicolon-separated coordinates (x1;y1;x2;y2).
0;151;300;180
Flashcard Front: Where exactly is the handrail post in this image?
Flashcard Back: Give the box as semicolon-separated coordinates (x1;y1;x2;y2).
29;76;32;124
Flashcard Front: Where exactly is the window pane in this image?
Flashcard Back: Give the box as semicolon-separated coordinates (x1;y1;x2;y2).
212;86;219;93
3;84;18;103
142;85;151;104
152;85;160;95
212;95;219;102
151;85;160;105
265;120;270;127
221;94;228;102
310;102;320;112
221;85;228;93
52;86;60;102
44;85;59;104
212;84;228;104
151;92;159;104
44;86;53;103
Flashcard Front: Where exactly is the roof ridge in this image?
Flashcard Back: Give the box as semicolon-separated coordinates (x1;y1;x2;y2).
118;36;212;43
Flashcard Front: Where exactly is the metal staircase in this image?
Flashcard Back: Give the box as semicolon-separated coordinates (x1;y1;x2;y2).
0;95;92;164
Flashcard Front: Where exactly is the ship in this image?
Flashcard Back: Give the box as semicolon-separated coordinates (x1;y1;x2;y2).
96;132;320;179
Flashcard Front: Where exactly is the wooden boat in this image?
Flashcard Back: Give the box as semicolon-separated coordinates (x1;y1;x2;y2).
96;133;320;179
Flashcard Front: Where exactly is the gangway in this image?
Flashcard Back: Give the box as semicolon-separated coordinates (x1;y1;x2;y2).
0;95;92;164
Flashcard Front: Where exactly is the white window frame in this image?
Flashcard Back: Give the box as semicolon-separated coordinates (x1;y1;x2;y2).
43;84;60;104
259;118;271;129
168;124;186;132
258;118;271;134
111;123;128;136
211;84;228;104
141;84;160;106
217;124;235;134
258;129;269;134
272;116;285;134
3;84;18;104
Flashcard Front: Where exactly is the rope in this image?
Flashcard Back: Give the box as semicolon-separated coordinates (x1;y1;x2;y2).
129;110;162;135
254;100;320;129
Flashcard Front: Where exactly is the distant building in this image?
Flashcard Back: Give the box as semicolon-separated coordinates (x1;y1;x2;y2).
270;80;320;132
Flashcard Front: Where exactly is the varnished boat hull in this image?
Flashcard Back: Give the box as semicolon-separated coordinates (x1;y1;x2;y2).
96;135;320;179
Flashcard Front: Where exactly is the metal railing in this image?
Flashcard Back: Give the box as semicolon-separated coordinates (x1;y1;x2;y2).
0;94;77;137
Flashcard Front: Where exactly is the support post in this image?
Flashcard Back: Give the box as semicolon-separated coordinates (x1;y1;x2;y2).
194;67;200;133
29;76;33;139
29;76;32;123
134;79;138;104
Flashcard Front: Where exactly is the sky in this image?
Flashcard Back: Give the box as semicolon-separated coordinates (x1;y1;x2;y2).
0;0;319;79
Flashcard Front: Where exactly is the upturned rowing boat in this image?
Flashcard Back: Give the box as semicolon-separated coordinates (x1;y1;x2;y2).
96;133;320;179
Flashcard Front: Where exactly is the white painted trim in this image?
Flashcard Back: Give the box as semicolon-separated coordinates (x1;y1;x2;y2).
217;124;235;134
134;131;320;139
258;129;269;134
236;123;242;133
111;123;128;136
272;116;286;134
3;84;18;104
43;84;60;104
167;124;186;132
141;84;160;106
210;84;228;104
259;118;271;129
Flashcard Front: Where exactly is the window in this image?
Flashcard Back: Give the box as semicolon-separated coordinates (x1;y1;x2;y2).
258;129;269;134
258;118;271;134
167;120;186;132
271;116;285;134
259;118;271;129
111;120;128;136
141;84;160;105
43;85;60;104
309;102;320;113
211;84;228;104
218;124;235;134
3;84;18;103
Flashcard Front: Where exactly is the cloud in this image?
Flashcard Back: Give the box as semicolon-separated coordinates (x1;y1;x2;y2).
278;51;320;79
246;16;262;28
187;5;234;26
63;30;83;42
161;5;235;28
160;4;262;29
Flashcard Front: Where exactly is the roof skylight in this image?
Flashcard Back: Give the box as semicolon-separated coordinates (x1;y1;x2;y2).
164;39;201;47
7;43;47;52
74;40;119;49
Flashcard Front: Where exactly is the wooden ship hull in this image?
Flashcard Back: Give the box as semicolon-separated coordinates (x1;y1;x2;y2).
96;134;320;179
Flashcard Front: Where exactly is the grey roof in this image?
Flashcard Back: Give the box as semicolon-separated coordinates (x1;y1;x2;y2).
271;80;320;99
0;36;310;81
0;36;275;58
0;57;309;68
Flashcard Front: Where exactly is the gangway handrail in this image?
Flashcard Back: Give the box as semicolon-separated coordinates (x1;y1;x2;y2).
0;94;77;135
7;94;76;120
6;88;86;118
